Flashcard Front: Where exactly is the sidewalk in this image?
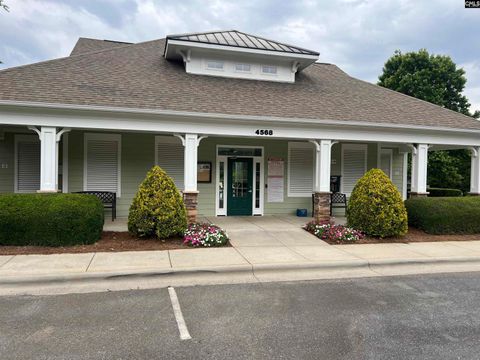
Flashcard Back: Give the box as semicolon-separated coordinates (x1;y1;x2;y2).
2;240;480;296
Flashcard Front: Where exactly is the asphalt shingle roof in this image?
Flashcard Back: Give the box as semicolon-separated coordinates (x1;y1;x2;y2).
0;37;479;131
70;38;132;56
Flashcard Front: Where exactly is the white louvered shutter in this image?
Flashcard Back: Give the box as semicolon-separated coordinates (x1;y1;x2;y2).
288;143;314;197
17;140;40;192
86;138;120;193
155;136;184;190
342;146;367;195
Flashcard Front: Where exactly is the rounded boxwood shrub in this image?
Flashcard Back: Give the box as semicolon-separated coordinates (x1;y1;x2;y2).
128;165;187;239
347;168;408;237
405;197;480;234
0;193;104;247
427;188;463;197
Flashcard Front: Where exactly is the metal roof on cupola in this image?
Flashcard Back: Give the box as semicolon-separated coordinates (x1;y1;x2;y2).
164;30;320;77
165;30;319;56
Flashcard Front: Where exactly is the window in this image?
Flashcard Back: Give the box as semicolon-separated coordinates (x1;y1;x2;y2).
235;63;251;72
15;135;40;193
84;133;121;195
288;142;314;197
206;60;224;70
341;144;367;195
155;136;184;190
218;147;262;157
262;65;277;74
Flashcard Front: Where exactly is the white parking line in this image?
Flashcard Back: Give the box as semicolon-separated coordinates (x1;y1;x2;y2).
168;286;192;340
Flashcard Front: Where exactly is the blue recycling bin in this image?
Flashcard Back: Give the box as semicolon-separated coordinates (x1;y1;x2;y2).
296;208;308;217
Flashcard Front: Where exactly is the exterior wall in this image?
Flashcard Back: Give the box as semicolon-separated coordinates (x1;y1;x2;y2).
1;129;407;218
67;130;155;217
0;132;14;193
185;49;296;83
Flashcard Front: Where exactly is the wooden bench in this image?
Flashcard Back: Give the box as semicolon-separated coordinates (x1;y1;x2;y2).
73;191;117;221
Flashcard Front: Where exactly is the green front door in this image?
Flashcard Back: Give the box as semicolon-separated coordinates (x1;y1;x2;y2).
227;158;253;216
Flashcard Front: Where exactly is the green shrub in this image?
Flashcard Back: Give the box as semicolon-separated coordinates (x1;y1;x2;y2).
427;188;463;197
347;168;408;237
128;165;187;239
0;193;104;247
405;197;480;234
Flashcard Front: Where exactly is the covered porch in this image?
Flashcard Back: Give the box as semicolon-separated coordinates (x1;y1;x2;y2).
1;102;480;223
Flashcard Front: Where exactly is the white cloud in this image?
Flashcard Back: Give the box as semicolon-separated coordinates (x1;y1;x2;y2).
0;0;479;112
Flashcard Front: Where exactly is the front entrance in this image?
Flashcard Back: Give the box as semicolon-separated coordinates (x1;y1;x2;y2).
227;158;253;216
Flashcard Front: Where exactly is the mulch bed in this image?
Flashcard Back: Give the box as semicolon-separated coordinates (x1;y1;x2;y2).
322;227;480;245
0;231;230;255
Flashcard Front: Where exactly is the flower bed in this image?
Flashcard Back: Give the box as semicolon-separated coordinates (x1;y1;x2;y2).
304;221;364;244
183;223;229;247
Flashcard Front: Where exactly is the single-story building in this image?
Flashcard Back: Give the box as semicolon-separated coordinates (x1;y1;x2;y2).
1;30;480;222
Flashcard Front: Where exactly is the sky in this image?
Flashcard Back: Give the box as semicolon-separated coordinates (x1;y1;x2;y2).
0;0;479;112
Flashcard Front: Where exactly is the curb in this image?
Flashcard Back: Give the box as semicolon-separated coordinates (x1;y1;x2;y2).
2;256;480;286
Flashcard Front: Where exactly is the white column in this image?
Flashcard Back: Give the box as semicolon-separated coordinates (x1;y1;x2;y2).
39;126;57;192
470;147;480;194
311;139;332;192
183;133;198;192
411;143;429;194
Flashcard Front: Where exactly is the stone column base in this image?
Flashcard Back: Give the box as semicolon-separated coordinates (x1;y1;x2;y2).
410;192;429;198
468;192;480;196
313;191;331;223
183;191;199;223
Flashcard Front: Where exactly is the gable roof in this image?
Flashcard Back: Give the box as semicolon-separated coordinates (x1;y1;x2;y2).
0;37;479;131
166;30;319;56
70;37;132;56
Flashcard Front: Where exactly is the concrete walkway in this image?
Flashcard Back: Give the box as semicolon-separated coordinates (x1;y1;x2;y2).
2;215;480;295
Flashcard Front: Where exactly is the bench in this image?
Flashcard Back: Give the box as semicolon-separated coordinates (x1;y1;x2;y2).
73;191;116;221
311;192;347;217
330;192;347;216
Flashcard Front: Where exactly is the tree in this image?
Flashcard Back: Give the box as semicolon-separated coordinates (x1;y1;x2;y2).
379;49;479;193
0;0;8;11
379;49;472;115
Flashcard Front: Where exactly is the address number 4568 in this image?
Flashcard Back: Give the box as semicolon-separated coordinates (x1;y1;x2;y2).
255;129;274;136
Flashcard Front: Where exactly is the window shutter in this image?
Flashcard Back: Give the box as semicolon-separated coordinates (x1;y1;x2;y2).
380;149;392;179
17;140;40;192
155;136;184;190
342;145;367;195
288;142;314;197
85;137;120;194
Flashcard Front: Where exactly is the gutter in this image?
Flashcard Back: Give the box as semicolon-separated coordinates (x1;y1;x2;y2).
0;99;480;136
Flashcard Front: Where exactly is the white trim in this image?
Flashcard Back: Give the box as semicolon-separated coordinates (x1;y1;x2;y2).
2;100;480;141
62;132;69;193
83;133;122;197
166;39;319;61
402;152;408;200
216;156;228;216
341;143;368;195
14;134;39;193
380;148;393;179
215;145;264;216
287;141;315;197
